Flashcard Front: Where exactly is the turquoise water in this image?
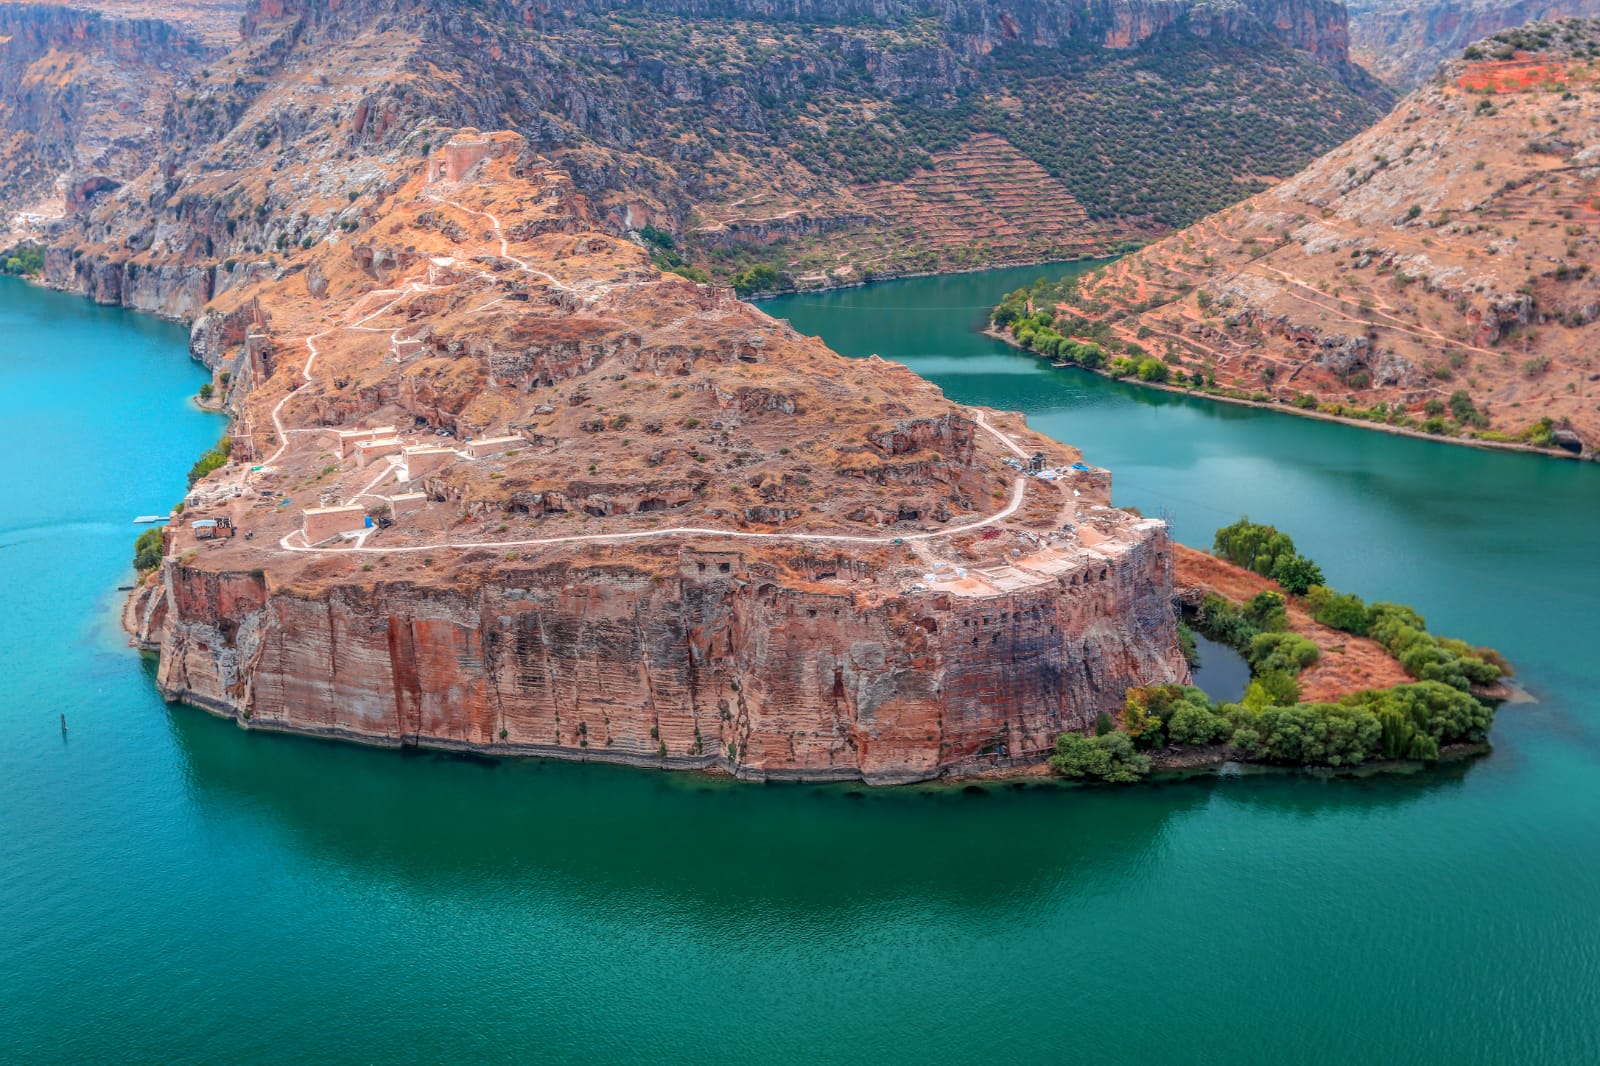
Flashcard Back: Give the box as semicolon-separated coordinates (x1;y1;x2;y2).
3;269;1598;1063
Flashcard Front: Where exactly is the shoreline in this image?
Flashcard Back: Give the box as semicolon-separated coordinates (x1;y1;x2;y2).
982;326;1590;463
742;249;1129;300
154;688;1496;788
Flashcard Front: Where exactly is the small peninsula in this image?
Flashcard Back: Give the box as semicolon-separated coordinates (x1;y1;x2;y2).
120;130;1189;786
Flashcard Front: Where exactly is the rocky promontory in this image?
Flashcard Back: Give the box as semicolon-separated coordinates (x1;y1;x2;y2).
123;130;1188;784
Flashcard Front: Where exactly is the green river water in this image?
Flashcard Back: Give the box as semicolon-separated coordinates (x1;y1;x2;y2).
3;268;1597;1063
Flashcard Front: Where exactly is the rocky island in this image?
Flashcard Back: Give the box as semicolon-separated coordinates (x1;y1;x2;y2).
0;0;1513;785
120;130;1187;785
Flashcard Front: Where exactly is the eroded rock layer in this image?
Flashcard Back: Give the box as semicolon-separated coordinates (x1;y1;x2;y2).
148;533;1178;785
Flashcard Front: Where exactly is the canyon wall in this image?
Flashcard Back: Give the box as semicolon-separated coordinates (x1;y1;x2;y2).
4;0;1391;303
1349;0;1600;86
0;3;210;233
144;533;1183;785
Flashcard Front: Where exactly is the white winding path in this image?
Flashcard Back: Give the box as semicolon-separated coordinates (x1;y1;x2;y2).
278;410;1036;555
256;192;1047;556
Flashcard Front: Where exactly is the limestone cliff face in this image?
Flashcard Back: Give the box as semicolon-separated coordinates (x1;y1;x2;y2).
0;3;210;235
145;532;1182;785
1350;0;1600;87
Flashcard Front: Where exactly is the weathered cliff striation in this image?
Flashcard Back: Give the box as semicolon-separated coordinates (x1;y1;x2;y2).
0;3;212;240
6;0;1389;302
145;534;1180;785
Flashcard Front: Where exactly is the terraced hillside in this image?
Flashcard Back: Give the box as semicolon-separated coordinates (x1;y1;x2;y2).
996;20;1600;457
702;133;1105;285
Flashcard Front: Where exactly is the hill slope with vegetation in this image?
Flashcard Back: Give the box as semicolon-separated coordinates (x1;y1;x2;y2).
996;20;1600;457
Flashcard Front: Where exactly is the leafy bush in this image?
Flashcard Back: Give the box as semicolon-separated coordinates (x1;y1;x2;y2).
1135;357;1170;382
1305;585;1368;635
1270;553;1325;595
1048;731;1151;783
187;435;232;487
1177;621;1200;666
1120;684;1214;748
1365;601;1505;692
1197;592;1261;648
132;527;164;572
1242;591;1289;633
1240;670;1301;709
1212;517;1323;593
1345;681;1492;760
731;264;789;297
1;244;45;276
1248;632;1320;675
1167;701;1234;746
1227;702;1382;766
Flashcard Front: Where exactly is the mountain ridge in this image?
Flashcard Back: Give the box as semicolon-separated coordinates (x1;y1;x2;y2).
3;0;1391;296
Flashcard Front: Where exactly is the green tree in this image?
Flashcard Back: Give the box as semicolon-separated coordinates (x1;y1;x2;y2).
1136;358;1170;383
1048;731;1151;783
132;527;164;572
1305;585;1368;634
1168;702;1233;745
187;435;232;487
1270;552;1324;595
1248;632;1320;675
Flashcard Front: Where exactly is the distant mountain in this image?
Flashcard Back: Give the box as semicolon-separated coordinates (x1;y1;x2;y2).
1349;0;1600;87
1000;19;1600;457
1;0;1392;290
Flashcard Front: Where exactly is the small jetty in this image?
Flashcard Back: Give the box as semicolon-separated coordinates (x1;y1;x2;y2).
132;515;168;524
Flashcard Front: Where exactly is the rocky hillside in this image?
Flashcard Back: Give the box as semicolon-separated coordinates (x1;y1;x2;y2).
3;0;1391;290
1006;20;1600;457
0;3;214;243
0;0;247;44
1350;0;1600;87
124;130;1187;784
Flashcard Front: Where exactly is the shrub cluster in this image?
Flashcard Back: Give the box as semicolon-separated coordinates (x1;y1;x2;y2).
1197;590;1287;648
1213;518;1324;594
1052;677;1494;782
729;263;793;297
187;435;232;487
1;244;45;276
998;308;1109;369
132;527;164;572
1048;731;1150;783
1047;520;1507;783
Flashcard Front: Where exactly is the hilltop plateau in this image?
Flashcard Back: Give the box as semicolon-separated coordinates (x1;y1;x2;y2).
0;0;1391;291
120;129;1188;784
999;20;1600;456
